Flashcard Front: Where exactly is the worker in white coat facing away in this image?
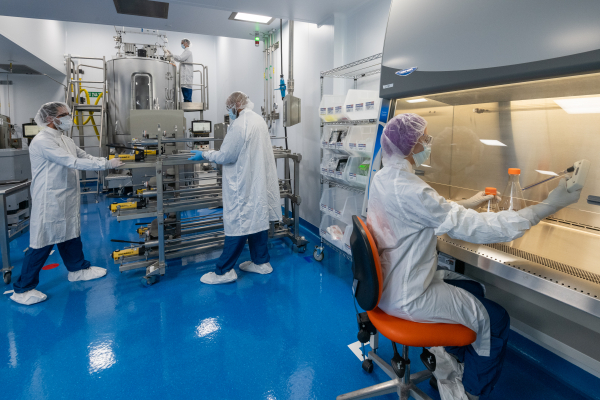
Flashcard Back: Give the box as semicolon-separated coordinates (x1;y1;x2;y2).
366;113;582;400
11;102;124;305
165;38;193;102
188;92;281;284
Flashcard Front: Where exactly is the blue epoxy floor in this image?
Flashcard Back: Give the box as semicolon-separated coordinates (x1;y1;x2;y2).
2;194;599;400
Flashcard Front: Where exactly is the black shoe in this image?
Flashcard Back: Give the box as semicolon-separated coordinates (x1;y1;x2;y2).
429;376;438;391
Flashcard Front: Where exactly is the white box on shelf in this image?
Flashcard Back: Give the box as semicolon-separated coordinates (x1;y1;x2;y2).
345;125;377;157
319;95;347;122
320;214;353;254
343;156;371;188
320;187;363;224
343;90;381;121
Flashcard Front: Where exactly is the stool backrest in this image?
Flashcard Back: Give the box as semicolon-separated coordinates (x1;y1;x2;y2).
350;215;383;311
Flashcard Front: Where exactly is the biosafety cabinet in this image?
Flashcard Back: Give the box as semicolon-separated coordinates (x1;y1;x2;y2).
378;0;600;377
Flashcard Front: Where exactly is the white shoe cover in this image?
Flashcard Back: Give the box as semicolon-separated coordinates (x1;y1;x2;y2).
239;261;273;275
68;266;107;282
200;269;237;284
10;289;48;305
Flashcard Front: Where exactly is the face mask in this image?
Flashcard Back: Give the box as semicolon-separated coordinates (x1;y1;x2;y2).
228;108;237;122
181;44;186;49
54;116;73;132
412;143;431;167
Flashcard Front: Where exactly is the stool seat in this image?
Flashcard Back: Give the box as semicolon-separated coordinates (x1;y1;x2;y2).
367;307;476;348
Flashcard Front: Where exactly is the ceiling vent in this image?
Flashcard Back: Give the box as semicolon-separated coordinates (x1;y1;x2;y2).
0;64;41;75
113;0;169;19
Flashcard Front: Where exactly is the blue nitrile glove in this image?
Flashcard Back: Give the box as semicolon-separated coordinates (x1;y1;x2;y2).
188;150;204;161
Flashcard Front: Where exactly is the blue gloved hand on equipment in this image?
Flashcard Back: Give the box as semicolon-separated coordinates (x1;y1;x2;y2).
188;150;204;161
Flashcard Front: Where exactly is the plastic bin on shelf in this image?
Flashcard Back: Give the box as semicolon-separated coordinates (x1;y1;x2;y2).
320;154;349;183
321;126;351;154
319;187;363;224
319;95;347;122
343;156;371;188
345;124;376;157
342;90;381;121
319;214;353;255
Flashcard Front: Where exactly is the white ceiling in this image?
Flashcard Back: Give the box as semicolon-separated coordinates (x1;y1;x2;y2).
0;0;369;39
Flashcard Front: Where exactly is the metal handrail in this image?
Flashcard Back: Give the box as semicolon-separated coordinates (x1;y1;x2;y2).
178;62;209;109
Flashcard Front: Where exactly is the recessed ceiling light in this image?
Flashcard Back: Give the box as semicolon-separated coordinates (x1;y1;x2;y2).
535;170;559;176
554;97;600;114
229;12;274;24
480;139;506;146
406;98;427;103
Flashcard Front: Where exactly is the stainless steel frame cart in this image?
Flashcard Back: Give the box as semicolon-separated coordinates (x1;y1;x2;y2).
314;54;382;262
0;181;31;284
111;136;306;285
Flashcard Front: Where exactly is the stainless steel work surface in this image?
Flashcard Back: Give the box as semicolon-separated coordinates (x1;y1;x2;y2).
491;220;600;281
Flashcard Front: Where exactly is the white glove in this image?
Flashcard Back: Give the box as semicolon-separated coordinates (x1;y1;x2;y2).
107;157;125;169
164;49;171;56
518;178;581;223
455;191;495;209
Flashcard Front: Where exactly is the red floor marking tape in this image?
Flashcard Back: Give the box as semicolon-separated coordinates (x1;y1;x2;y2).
42;263;59;270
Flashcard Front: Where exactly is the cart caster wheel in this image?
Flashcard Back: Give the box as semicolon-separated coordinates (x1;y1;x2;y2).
297;245;307;254
141;276;157;286
362;359;374;373
313;247;324;262
3;271;11;284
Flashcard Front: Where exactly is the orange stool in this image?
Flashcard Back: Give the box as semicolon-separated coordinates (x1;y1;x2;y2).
337;216;476;400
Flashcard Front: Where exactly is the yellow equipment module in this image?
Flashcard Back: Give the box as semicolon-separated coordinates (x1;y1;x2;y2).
109;153;144;162
112;247;145;261
110;199;147;213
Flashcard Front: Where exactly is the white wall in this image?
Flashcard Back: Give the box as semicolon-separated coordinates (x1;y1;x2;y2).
0;15;66;75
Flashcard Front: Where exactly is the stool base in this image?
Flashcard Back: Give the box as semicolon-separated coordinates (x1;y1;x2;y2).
337;349;433;400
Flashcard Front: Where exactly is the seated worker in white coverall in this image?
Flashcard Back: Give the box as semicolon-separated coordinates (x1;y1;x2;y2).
187;92;281;284
10;102;124;305
366;113;582;400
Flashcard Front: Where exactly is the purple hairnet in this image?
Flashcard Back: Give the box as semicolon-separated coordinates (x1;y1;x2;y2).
381;113;427;164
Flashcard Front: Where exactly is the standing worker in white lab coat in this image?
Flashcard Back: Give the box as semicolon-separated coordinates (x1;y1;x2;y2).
188;92;281;284
10;102;124;305
165;38;193;102
367;113;582;399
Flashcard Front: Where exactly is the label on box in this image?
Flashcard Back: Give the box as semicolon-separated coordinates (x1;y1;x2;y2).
329;168;335;176
320;108;326;115
322;139;328;147
349;172;357;181
336;142;344;149
383;83;394;89
344;243;351;253
334;209;342;217
366;101;375;110
321;203;328;212
355;103;364;112
328;206;334;214
346;104;354;112
335;106;342;113
336;171;343;178
358;143;367;150
327;107;334;115
320;229;327;237
321;167;328;175
349;143;357;149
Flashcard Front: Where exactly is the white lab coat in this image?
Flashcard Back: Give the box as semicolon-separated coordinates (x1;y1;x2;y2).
29;127;108;249
203;109;281;236
367;159;534;356
172;48;193;89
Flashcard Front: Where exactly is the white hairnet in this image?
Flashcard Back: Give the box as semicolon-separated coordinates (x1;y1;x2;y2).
226;91;254;112
34;102;70;127
381;113;428;165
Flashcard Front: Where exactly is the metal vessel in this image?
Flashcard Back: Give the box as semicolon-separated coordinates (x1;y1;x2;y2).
106;57;177;146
